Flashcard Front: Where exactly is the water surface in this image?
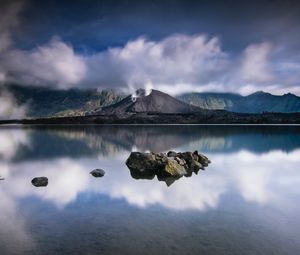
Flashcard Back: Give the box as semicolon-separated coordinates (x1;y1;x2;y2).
0;125;300;255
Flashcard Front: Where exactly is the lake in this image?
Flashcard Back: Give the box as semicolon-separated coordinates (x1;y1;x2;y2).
1;125;300;255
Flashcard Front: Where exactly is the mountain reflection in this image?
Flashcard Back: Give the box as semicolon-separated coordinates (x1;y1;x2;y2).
2;125;300;162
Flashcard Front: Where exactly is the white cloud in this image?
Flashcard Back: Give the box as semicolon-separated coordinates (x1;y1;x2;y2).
4;38;87;88
239;42;274;83
1;21;300;94
1;34;230;91
0;90;27;119
85;34;229;91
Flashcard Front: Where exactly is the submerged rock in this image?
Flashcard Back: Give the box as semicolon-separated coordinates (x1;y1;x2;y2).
126;150;211;186
90;169;105;177
31;177;48;187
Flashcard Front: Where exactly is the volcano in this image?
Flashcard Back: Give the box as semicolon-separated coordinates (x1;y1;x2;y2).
91;89;203;115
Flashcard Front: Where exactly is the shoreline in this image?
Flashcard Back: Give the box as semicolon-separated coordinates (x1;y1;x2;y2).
1;111;300;125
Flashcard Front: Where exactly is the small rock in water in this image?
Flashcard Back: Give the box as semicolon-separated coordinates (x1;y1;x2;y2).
31;177;48;187
90;169;105;177
0;176;5;180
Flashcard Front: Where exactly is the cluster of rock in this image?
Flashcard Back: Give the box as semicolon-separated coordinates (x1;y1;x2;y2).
126;150;210;186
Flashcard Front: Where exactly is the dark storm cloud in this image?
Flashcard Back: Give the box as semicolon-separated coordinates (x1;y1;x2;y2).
0;0;300;95
13;0;300;52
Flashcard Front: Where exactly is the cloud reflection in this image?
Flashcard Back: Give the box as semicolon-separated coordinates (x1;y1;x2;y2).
0;128;30;160
1;150;300;212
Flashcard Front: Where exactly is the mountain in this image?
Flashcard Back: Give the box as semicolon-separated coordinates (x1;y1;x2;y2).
2;84;300;119
2;87;300;124
178;92;241;110
90;89;203;115
236;92;300;113
2;84;126;118
177;91;300;113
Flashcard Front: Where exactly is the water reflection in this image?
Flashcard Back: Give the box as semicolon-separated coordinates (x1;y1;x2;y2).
2;149;300;209
2;125;300;162
1;125;300;210
0;126;300;254
0;128;30;160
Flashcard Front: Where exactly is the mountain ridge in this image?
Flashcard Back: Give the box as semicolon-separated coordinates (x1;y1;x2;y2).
1;84;126;118
2;84;300;119
177;91;300;113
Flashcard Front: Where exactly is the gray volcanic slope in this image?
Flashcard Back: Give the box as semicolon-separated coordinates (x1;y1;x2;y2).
93;89;203;114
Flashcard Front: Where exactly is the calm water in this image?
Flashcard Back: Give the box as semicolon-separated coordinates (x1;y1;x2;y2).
1;125;300;255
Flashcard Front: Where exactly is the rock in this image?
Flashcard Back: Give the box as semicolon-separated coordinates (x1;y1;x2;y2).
197;152;210;167
125;150;210;186
0;177;4;180
181;151;198;171
191;160;203;171
167;151;178;157
157;175;179;187
164;158;187;176
126;152;164;172
90;169;105;177
31;177;48;187
129;167;156;180
155;153;168;163
175;157;186;166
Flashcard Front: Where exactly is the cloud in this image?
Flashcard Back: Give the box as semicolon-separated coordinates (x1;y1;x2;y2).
0;89;27;119
1;0;300;95
85;34;229;92
239;42;274;82
2;34;228;91
0;1;29;120
3;37;86;88
1;9;300;95
235;43;300;95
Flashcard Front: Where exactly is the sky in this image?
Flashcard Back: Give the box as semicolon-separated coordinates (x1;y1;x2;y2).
1;0;300;95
